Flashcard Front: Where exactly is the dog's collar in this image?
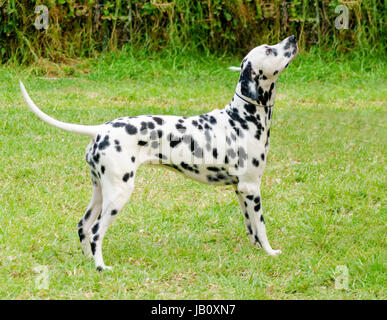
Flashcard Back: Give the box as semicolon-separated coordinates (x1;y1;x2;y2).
235;92;273;108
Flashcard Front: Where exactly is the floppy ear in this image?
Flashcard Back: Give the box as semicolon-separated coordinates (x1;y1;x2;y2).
239;61;258;100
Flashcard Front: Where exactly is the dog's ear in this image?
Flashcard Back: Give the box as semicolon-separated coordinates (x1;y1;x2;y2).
239;61;258;100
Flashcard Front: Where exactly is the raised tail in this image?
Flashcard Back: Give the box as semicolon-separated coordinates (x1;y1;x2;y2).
20;81;101;137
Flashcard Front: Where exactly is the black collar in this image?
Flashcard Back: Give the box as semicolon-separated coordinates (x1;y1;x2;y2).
235;92;273;108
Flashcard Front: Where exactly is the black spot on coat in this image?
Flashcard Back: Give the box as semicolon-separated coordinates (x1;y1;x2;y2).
240;62;258;100
92;223;99;234
125;124;138;135
98;135;110;150
153;117;164;125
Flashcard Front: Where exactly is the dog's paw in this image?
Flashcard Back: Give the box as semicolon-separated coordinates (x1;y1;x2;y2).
96;265;113;272
267;249;282;257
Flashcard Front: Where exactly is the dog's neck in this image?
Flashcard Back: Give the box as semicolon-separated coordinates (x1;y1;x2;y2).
226;78;276;114
237;77;276;107
224;80;275;144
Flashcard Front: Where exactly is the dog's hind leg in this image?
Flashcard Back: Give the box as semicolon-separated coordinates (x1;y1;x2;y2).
77;177;102;258
89;172;135;271
237;183;281;256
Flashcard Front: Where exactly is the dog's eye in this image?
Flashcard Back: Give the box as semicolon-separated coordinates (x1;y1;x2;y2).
265;48;272;55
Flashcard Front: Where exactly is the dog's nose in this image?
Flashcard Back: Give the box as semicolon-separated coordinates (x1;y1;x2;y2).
289;35;297;43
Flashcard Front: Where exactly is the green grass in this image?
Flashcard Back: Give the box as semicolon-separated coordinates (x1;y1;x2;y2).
0;49;386;299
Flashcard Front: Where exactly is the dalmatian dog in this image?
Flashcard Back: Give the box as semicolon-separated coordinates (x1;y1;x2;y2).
20;35;298;271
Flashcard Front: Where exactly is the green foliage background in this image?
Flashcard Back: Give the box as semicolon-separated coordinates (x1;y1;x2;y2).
0;0;385;64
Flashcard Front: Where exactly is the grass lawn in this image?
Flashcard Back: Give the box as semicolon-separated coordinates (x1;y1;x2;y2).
0;49;385;299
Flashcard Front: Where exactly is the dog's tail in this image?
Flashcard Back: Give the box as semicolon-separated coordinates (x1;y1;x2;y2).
20;81;100;137
228;66;241;71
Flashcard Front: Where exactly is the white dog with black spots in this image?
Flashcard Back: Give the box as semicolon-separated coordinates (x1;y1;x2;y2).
20;35;298;271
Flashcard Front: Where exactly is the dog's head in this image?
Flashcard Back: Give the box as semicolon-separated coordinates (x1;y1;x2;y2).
232;36;298;103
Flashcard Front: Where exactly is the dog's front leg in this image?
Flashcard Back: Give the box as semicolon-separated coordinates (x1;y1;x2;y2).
235;190;253;236
237;182;282;256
